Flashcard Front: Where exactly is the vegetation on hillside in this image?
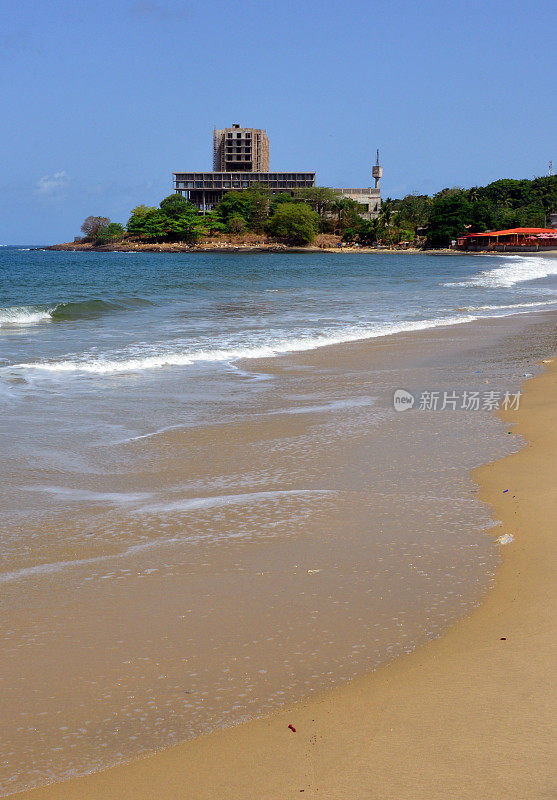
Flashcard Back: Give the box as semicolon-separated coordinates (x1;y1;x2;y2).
78;175;556;249
422;177;556;247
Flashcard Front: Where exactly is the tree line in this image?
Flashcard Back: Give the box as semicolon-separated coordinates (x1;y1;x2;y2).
80;175;556;248
81;188;374;247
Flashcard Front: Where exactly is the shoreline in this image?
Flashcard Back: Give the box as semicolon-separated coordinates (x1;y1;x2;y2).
44;241;452;254
43;242;557;255
15;335;557;799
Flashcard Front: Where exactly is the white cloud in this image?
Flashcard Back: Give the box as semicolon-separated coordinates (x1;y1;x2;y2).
35;170;70;196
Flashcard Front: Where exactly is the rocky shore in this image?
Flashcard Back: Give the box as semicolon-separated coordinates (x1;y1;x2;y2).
44;239;436;255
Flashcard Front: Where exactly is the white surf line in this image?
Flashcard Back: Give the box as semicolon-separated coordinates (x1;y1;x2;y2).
132;488;334;514
21;485;155;504
0;306;53;326
2;315;478;375
461;300;557;311
445;255;557;289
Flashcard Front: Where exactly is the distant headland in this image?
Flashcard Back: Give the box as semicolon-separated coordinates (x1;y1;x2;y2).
51;123;556;253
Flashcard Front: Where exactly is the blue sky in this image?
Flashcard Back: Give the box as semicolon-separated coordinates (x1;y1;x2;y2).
1;0;555;244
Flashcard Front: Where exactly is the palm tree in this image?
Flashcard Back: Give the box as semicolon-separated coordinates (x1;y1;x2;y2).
379;198;395;247
469;186;481;203
330;197;358;235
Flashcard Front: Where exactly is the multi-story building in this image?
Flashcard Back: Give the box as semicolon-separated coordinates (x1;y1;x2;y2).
174;123;315;212
173;124;381;218
174;171;317;212
213;124;269;172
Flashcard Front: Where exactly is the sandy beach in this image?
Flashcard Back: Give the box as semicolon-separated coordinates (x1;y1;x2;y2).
3;0;556;792
15;344;556;800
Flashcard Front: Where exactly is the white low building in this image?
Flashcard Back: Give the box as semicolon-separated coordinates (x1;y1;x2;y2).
336;187;381;219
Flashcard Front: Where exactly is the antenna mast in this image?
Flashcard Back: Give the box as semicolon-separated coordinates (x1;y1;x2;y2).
372;149;383;190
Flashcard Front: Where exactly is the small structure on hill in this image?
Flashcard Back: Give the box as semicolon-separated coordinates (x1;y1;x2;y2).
335;150;383;220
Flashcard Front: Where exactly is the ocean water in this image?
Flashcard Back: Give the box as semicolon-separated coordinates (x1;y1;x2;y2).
2;248;557;376
1;248;556;461
1;247;556;794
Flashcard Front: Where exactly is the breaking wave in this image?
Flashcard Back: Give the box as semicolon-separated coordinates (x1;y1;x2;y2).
0;297;152;327
4;315;478;374
0;307;53;326
444;255;557;289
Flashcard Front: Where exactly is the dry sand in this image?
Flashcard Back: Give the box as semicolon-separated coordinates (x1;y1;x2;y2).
16;360;556;800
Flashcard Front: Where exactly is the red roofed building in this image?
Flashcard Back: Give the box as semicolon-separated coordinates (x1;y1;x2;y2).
457;228;557;251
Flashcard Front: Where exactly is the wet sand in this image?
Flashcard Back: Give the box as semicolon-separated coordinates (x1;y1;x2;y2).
14;332;556;799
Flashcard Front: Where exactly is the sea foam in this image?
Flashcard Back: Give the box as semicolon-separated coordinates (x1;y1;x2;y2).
0;307;53;326
461;299;557;312
4;315;478;375
445;255;557;289
0;490;333;584
0;298;152;328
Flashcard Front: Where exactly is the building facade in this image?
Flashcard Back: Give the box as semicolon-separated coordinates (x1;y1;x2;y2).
174;123;315;212
336;188;381;219
174;124;381;217
174;172;316;212
213;124;270;172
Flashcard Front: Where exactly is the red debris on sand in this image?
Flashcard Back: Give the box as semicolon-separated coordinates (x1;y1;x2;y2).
288;724;297;733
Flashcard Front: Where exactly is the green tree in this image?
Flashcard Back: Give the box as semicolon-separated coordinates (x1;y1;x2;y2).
434;186;466;199
227;214;247;234
202;212;227;234
159;193;192;214
266;203;320;245
378;198;396;246
160;204;207;241
250;187;273;231
129;204;153;217
343;218;379;245
127;196;206;242
394;194;431;229
294;187;339;219
127;206;157;236
95;222;125;243
468;199;498;232
215;191;254;226
138;210;167;239
426;192;472;247
331;196;362;235
269;192;301;215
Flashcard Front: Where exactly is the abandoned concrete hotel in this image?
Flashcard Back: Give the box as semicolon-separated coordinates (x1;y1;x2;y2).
173;124;382;219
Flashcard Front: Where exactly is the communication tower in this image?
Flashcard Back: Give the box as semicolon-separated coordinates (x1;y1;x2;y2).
372;149;383;189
